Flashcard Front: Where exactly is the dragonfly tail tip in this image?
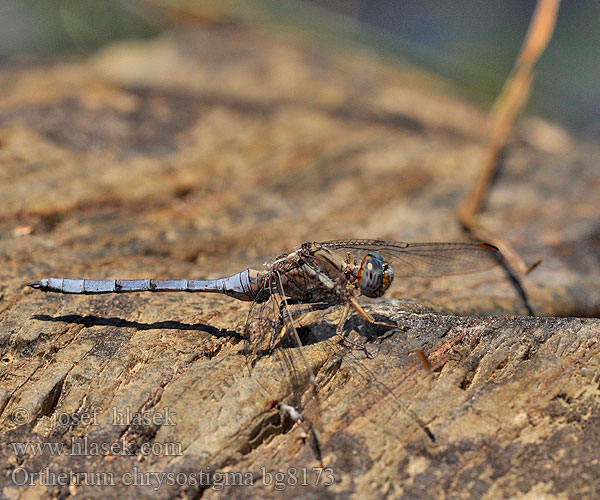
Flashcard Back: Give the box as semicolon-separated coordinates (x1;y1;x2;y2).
26;280;42;289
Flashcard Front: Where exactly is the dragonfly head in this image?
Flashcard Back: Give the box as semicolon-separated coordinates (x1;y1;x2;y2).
357;252;394;298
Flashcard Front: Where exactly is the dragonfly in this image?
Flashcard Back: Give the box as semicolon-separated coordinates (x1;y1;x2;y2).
27;239;501;460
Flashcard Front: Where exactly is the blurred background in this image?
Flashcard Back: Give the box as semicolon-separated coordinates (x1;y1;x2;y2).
0;0;598;136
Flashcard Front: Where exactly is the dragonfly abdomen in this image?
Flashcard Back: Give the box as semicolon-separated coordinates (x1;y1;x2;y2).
27;269;266;301
28;278;195;294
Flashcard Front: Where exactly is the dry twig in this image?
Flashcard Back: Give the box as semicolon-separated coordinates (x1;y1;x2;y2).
459;0;560;314
459;0;559;277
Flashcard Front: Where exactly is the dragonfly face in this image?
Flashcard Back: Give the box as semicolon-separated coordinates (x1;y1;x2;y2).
357;252;394;298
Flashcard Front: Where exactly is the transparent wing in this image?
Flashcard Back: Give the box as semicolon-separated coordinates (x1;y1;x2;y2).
243;256;305;355
319;239;501;277
243;272;325;459
244;283;281;357
278;303;437;445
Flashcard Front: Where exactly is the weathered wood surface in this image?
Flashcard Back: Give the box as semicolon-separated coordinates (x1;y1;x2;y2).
0;25;599;499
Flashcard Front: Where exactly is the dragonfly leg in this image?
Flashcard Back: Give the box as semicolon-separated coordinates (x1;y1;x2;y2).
335;301;351;336
348;298;431;366
349;298;405;332
350;298;376;323
332;300;373;359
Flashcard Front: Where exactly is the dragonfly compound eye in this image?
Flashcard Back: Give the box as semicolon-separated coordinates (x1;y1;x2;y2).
358;253;394;298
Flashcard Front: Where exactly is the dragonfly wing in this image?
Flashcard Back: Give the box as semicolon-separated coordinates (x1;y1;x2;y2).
243;275;324;455
282;302;437;445
244;285;279;356
320;239;501;277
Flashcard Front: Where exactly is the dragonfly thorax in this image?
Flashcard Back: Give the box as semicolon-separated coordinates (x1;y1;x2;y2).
357;252;394;298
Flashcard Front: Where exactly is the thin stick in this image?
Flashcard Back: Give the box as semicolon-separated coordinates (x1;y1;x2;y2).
459;0;560;280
